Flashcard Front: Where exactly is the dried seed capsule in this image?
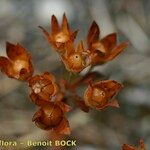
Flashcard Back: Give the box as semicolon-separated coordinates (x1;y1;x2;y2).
39;14;78;53
32;101;71;135
0;42;33;80
87;21;128;65
61;41;88;73
84;80;123;110
28;72;58;103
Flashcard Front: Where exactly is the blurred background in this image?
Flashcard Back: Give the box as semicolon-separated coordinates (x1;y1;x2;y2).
0;0;150;149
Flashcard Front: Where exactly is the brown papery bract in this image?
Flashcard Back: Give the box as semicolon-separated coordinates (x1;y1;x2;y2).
0;42;33;81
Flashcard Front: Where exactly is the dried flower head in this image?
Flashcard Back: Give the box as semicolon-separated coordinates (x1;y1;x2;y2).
122;139;146;150
0;13;131;136
28;72;58;104
0;42;33;80
32;101;71;135
87;21;128;65
84;80;123;110
61;41;88;73
39;14;78;53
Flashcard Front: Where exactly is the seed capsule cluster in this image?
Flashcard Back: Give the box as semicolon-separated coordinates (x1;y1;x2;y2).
0;14;128;135
0;12;147;149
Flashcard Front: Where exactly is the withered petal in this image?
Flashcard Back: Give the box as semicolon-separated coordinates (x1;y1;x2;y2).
75;99;90;113
56;101;71;113
33;109;54;130
96;80;123;90
29;92;50;106
106;41;129;61
32;108;43;122
70;30;79;41
65;42;74;55
38;90;53;101
43;72;56;82
53;117;70;135
84;84;93;106
54;92;64;101
62;13;69;34
106;99;120;108
51;15;60;34
96;80;123;98
6;42;28;61
28;75;40;87
100;33;117;52
94;99;119;110
87;21;100;48
39;26;52;44
77;41;84;53
0;56;14;77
